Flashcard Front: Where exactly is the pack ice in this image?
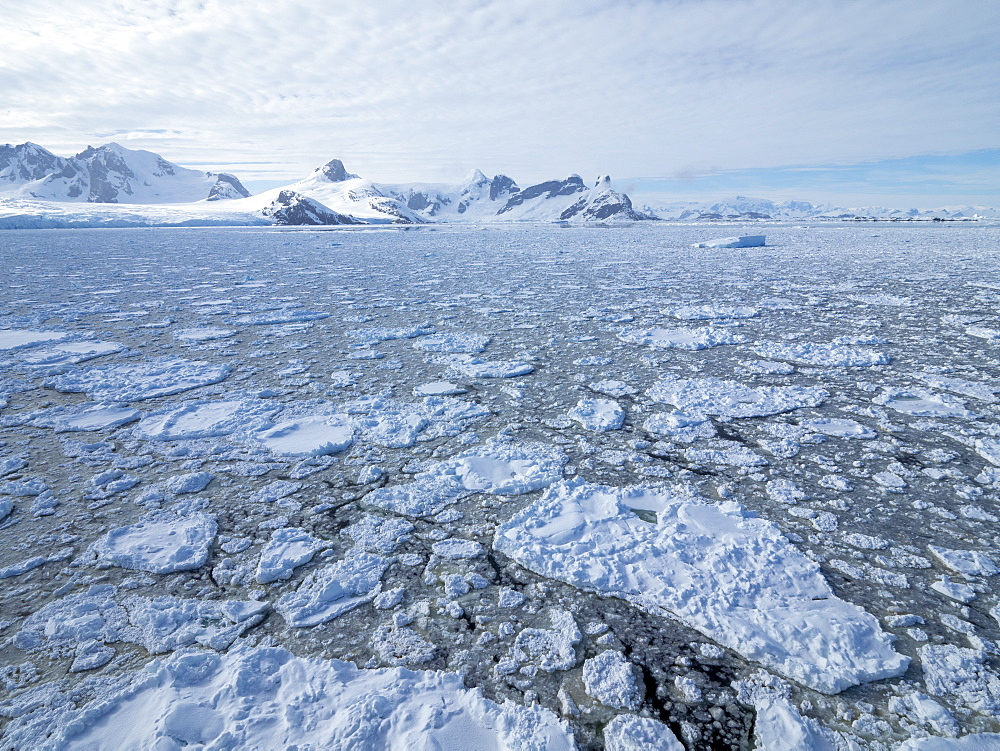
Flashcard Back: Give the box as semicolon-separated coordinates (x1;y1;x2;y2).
1;645;575;750
494;479;909;693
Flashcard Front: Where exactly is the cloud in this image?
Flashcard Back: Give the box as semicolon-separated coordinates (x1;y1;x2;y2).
2;0;998;204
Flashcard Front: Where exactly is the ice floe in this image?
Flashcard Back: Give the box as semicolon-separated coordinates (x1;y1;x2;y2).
618;326;746;350
1;645;575;749
0;329;68;350
90;511;217;574
367;439;566;516
604;714;684;750
567;398;625;431
647;377;828;418
412;332;491;353
249;415;354;456
753;341;890;367
255;527;325;583
5;402;141;431
275;551;388;627
46;358;230;402
494;479;909;693
583;650;643;709
874;388;979;418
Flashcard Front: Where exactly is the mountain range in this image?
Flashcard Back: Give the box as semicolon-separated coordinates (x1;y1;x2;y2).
0;141;995;228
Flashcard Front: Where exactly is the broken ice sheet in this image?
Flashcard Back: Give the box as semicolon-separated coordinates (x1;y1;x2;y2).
494;478;909;693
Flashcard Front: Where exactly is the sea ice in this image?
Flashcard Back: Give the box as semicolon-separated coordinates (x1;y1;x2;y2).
0;329;68;350
603;714;684;751
671;305;758;320
367;440;566;516
9;403;141;432
582;650;643;709
274;551;388;627
647;377;828;418
46;358;230;402
567;398;625;431
412;332;491;353
753;341;890;367
249;415;354;456
494;479;909;693
256;527;325;584
618;326;746;350
874;388;978;418
800;417;877;439
134;398;280;440
0;645;575;749
90;512;217;574
693;235;766;248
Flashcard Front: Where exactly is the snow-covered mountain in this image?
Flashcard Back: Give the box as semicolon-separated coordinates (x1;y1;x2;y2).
0;142;250;203
640;195;1000;221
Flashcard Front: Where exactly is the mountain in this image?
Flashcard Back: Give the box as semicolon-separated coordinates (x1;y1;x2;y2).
379;169;520;221
0;142;250;203
639;195;1000;221
260;190;363;226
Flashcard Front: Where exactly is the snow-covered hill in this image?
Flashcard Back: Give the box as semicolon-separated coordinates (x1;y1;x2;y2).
0;142;250;204
640;195;1000;221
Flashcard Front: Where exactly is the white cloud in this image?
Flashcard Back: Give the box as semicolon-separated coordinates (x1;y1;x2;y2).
2;0;998;190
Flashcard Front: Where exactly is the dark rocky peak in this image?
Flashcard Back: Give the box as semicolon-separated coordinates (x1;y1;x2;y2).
261;190;363;225
0;142;69;184
207;173;251;201
317;158;359;183
497;175;587;214
488;174;518;201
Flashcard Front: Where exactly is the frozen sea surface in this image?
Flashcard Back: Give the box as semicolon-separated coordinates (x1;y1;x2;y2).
1;223;1000;749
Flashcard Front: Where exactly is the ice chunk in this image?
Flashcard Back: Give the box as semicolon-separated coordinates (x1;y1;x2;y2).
250;415;353;457
47;358;230;402
275;552;388;627
693;235;765;248
445;355;534;378
494;479;909;693
413;332;491;353
671;305;758;320
414;381;466;396
10;403;141;432
754;341;890;367
0;645;575;749
874;388;978;418
164;471;213;494
432;538;483;560
17;340;124;365
800;418;876;439
568;398;625;431
618;326;746;350
255;527;324;584
0;329;67;350
583;651;643;709
928;546;998;577
920;644;1000;714
367;440;566;516
344;515;414;553
91;512;217;574
134;398;280;441
897;734;1000;750
603;714;684;751
173;327;236;342
648;377;828;418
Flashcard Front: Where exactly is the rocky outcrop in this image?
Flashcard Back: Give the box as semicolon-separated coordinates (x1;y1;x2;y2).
260;190;362;225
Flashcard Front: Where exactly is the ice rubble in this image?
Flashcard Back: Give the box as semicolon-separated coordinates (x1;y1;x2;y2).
753;341;890;367
618;326;746;350
274;551;389;627
603;714;684;750
1;645;575;750
494;479;909;693
647;377;829;418
46;358;230;402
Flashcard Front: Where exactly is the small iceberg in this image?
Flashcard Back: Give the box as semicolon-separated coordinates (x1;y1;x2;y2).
694;235;765;248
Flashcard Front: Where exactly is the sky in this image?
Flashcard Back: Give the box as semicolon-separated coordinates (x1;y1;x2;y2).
2;0;998;207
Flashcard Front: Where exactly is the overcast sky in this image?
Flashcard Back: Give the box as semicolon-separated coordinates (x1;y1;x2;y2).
3;0;998;206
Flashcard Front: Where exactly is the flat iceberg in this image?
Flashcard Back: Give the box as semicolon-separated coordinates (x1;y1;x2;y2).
494;479;909;693
694;235;766;248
